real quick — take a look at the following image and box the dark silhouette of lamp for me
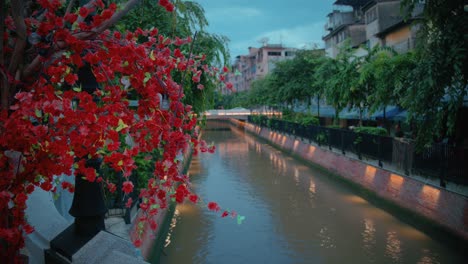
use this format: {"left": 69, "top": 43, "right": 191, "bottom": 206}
{"left": 45, "top": 64, "right": 107, "bottom": 262}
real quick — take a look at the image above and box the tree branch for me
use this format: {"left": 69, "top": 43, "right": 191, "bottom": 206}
{"left": 0, "top": 69, "right": 9, "bottom": 110}
{"left": 8, "top": 0, "right": 27, "bottom": 74}
{"left": 84, "top": 0, "right": 142, "bottom": 36}
{"left": 65, "top": 0, "right": 77, "bottom": 15}
{"left": 0, "top": 0, "right": 5, "bottom": 66}
{"left": 23, "top": 0, "right": 142, "bottom": 79}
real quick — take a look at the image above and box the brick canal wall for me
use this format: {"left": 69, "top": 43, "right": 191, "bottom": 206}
{"left": 231, "top": 119, "right": 468, "bottom": 241}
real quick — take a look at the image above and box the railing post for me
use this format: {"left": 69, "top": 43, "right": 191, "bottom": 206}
{"left": 357, "top": 134, "right": 362, "bottom": 160}
{"left": 341, "top": 130, "right": 345, "bottom": 155}
{"left": 439, "top": 144, "right": 447, "bottom": 188}
{"left": 378, "top": 136, "right": 383, "bottom": 167}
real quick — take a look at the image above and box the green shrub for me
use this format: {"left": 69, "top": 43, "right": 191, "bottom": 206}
{"left": 354, "top": 126, "right": 388, "bottom": 136}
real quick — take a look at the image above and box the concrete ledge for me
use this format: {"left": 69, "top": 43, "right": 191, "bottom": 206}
{"left": 232, "top": 119, "right": 468, "bottom": 242}
{"left": 25, "top": 188, "right": 70, "bottom": 264}
{"left": 73, "top": 231, "right": 147, "bottom": 264}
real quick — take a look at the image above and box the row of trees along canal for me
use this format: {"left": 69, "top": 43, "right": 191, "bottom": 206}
{"left": 0, "top": 0, "right": 231, "bottom": 262}
{"left": 219, "top": 0, "right": 467, "bottom": 149}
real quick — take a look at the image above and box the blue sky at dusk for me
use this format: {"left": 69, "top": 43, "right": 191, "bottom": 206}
{"left": 197, "top": 0, "right": 337, "bottom": 60}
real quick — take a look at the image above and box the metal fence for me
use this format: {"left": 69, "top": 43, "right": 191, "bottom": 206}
{"left": 103, "top": 168, "right": 140, "bottom": 224}
{"left": 248, "top": 116, "right": 468, "bottom": 187}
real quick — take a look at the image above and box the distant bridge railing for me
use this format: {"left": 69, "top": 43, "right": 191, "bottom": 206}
{"left": 203, "top": 109, "right": 281, "bottom": 120}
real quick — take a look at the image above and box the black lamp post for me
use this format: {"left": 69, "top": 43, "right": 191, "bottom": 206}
{"left": 45, "top": 64, "right": 107, "bottom": 263}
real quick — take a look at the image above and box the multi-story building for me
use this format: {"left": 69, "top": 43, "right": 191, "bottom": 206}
{"left": 224, "top": 44, "right": 297, "bottom": 94}
{"left": 362, "top": 0, "right": 423, "bottom": 53}
{"left": 323, "top": 0, "right": 369, "bottom": 58}
{"left": 323, "top": 0, "right": 424, "bottom": 57}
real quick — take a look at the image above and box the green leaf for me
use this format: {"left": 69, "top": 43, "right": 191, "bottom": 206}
{"left": 143, "top": 72, "right": 151, "bottom": 84}
{"left": 73, "top": 86, "right": 82, "bottom": 92}
{"left": 237, "top": 215, "right": 245, "bottom": 225}
{"left": 35, "top": 109, "right": 42, "bottom": 118}
{"left": 116, "top": 119, "right": 128, "bottom": 132}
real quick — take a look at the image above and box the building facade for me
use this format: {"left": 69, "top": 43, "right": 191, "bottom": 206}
{"left": 224, "top": 44, "right": 297, "bottom": 94}
{"left": 323, "top": 0, "right": 424, "bottom": 57}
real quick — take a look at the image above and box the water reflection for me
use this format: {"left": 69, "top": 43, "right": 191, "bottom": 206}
{"left": 385, "top": 231, "right": 402, "bottom": 263}
{"left": 160, "top": 124, "right": 465, "bottom": 264}
{"left": 362, "top": 218, "right": 376, "bottom": 261}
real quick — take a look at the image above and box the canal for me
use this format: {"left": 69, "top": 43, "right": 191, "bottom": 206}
{"left": 159, "top": 121, "right": 465, "bottom": 264}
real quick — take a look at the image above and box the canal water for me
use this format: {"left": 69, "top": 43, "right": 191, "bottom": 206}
{"left": 159, "top": 122, "right": 465, "bottom": 264}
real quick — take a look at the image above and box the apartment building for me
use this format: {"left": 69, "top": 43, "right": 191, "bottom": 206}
{"left": 324, "top": 0, "right": 424, "bottom": 57}
{"left": 323, "top": 0, "right": 368, "bottom": 58}
{"left": 224, "top": 44, "right": 297, "bottom": 94}
{"left": 362, "top": 0, "right": 423, "bottom": 53}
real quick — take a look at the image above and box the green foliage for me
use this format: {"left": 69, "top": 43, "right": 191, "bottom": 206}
{"left": 354, "top": 126, "right": 388, "bottom": 136}
{"left": 116, "top": 0, "right": 230, "bottom": 114}
{"left": 281, "top": 110, "right": 319, "bottom": 126}
{"left": 400, "top": 0, "right": 468, "bottom": 147}
{"left": 219, "top": 1, "right": 467, "bottom": 147}
{"left": 271, "top": 50, "right": 325, "bottom": 107}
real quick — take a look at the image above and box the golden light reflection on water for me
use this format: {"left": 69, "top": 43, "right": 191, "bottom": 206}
{"left": 164, "top": 209, "right": 180, "bottom": 248}
{"left": 385, "top": 231, "right": 402, "bottom": 262}
{"left": 294, "top": 167, "right": 299, "bottom": 185}
{"left": 309, "top": 178, "right": 316, "bottom": 194}
{"left": 362, "top": 218, "right": 376, "bottom": 252}
{"left": 417, "top": 249, "right": 439, "bottom": 264}
{"left": 344, "top": 195, "right": 368, "bottom": 205}
{"left": 176, "top": 203, "right": 198, "bottom": 215}
{"left": 318, "top": 227, "right": 336, "bottom": 249}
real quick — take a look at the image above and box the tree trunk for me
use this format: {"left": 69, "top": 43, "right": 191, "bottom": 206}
{"left": 317, "top": 95, "right": 320, "bottom": 119}
{"left": 359, "top": 107, "right": 363, "bottom": 127}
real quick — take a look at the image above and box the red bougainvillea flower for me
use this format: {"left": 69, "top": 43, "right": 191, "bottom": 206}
{"left": 189, "top": 194, "right": 198, "bottom": 203}
{"left": 107, "top": 183, "right": 117, "bottom": 193}
{"left": 79, "top": 6, "right": 90, "bottom": 18}
{"left": 221, "top": 211, "right": 229, "bottom": 218}
{"left": 122, "top": 181, "right": 134, "bottom": 194}
{"left": 133, "top": 239, "right": 142, "bottom": 247}
{"left": 207, "top": 202, "right": 220, "bottom": 212}
{"left": 149, "top": 219, "right": 158, "bottom": 231}
{"left": 23, "top": 224, "right": 35, "bottom": 234}
{"left": 125, "top": 198, "right": 133, "bottom": 208}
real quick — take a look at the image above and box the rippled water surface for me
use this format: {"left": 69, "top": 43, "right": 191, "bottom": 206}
{"left": 159, "top": 122, "right": 466, "bottom": 264}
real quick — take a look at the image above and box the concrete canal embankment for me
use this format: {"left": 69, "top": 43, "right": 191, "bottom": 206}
{"left": 230, "top": 118, "right": 468, "bottom": 243}
{"left": 128, "top": 148, "right": 193, "bottom": 261}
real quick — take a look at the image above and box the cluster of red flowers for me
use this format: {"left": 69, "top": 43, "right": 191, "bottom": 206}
{"left": 0, "top": 0, "right": 234, "bottom": 260}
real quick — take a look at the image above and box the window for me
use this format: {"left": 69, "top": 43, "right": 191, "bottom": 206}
{"left": 285, "top": 51, "right": 295, "bottom": 57}
{"left": 267, "top": 51, "right": 281, "bottom": 56}
{"left": 366, "top": 7, "right": 377, "bottom": 24}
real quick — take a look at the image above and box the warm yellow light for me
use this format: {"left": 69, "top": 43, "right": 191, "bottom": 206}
{"left": 281, "top": 135, "right": 287, "bottom": 145}
{"left": 389, "top": 174, "right": 404, "bottom": 191}
{"left": 420, "top": 185, "right": 441, "bottom": 209}
{"left": 364, "top": 165, "right": 376, "bottom": 183}
{"left": 308, "top": 146, "right": 316, "bottom": 157}
{"left": 345, "top": 195, "right": 367, "bottom": 204}
{"left": 293, "top": 140, "right": 299, "bottom": 151}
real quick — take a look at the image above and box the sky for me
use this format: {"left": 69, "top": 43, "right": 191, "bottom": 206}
{"left": 196, "top": 0, "right": 337, "bottom": 61}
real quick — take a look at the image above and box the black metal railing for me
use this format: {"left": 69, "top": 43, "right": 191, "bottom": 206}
{"left": 248, "top": 116, "right": 468, "bottom": 187}
{"left": 103, "top": 168, "right": 140, "bottom": 224}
